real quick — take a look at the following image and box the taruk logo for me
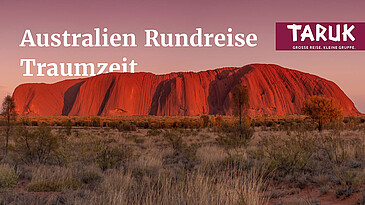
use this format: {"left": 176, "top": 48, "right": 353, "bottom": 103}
{"left": 276, "top": 22, "right": 365, "bottom": 50}
{"left": 287, "top": 24, "right": 354, "bottom": 42}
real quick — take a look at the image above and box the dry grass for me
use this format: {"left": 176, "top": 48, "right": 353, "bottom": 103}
{"left": 197, "top": 145, "right": 228, "bottom": 165}
{"left": 239, "top": 168, "right": 269, "bottom": 205}
{"left": 84, "top": 168, "right": 268, "bottom": 205}
{"left": 26, "top": 165, "right": 80, "bottom": 192}
{"left": 0, "top": 115, "right": 364, "bottom": 204}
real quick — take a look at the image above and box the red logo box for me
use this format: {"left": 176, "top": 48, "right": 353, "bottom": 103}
{"left": 276, "top": 22, "right": 365, "bottom": 50}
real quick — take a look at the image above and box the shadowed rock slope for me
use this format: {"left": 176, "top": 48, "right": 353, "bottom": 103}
{"left": 13, "top": 64, "right": 360, "bottom": 116}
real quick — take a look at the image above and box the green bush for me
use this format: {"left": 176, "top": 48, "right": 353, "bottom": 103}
{"left": 200, "top": 115, "right": 210, "bottom": 128}
{"left": 215, "top": 115, "right": 223, "bottom": 129}
{"left": 117, "top": 121, "right": 137, "bottom": 132}
{"left": 163, "top": 131, "right": 200, "bottom": 170}
{"left": 79, "top": 166, "right": 103, "bottom": 185}
{"left": 95, "top": 142, "right": 133, "bottom": 171}
{"left": 259, "top": 133, "right": 315, "bottom": 176}
{"left": 90, "top": 116, "right": 101, "bottom": 127}
{"left": 13, "top": 125, "right": 61, "bottom": 164}
{"left": 216, "top": 123, "right": 254, "bottom": 150}
{"left": 147, "top": 129, "right": 162, "bottom": 136}
{"left": 0, "top": 164, "right": 21, "bottom": 189}
{"left": 316, "top": 132, "right": 350, "bottom": 165}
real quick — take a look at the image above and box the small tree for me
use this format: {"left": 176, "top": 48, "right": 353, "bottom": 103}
{"left": 231, "top": 84, "right": 250, "bottom": 127}
{"left": 231, "top": 84, "right": 253, "bottom": 142}
{"left": 63, "top": 119, "right": 73, "bottom": 136}
{"left": 2, "top": 95, "right": 16, "bottom": 155}
{"left": 302, "top": 95, "right": 343, "bottom": 131}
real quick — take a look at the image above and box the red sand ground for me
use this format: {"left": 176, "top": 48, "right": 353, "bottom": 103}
{"left": 269, "top": 186, "right": 364, "bottom": 204}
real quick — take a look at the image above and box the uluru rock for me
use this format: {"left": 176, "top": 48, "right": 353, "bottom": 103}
{"left": 12, "top": 64, "right": 360, "bottom": 116}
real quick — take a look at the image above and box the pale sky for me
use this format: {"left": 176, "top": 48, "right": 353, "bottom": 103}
{"left": 0, "top": 0, "right": 364, "bottom": 113}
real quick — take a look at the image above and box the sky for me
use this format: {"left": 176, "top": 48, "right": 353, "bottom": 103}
{"left": 0, "top": 0, "right": 364, "bottom": 113}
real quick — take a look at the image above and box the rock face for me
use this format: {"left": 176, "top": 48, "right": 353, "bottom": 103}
{"left": 13, "top": 64, "right": 360, "bottom": 116}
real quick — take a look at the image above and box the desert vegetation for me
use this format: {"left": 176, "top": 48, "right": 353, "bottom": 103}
{"left": 0, "top": 95, "right": 365, "bottom": 204}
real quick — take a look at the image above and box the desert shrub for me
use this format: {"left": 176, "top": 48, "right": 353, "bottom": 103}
{"left": 164, "top": 143, "right": 201, "bottom": 170}
{"left": 75, "top": 120, "right": 88, "bottom": 127}
{"left": 216, "top": 133, "right": 246, "bottom": 150}
{"left": 133, "top": 137, "right": 145, "bottom": 144}
{"left": 360, "top": 117, "right": 365, "bottom": 124}
{"left": 163, "top": 131, "right": 183, "bottom": 151}
{"left": 252, "top": 115, "right": 264, "bottom": 127}
{"left": 95, "top": 142, "right": 133, "bottom": 171}
{"left": 334, "top": 168, "right": 365, "bottom": 200}
{"left": 200, "top": 115, "right": 210, "bottom": 128}
{"left": 316, "top": 132, "right": 351, "bottom": 165}
{"left": 342, "top": 116, "right": 365, "bottom": 130}
{"left": 147, "top": 129, "right": 162, "bottom": 136}
{"left": 236, "top": 122, "right": 254, "bottom": 142}
{"left": 331, "top": 164, "right": 365, "bottom": 197}
{"left": 217, "top": 122, "right": 254, "bottom": 151}
{"left": 264, "top": 120, "right": 274, "bottom": 127}
{"left": 0, "top": 164, "right": 21, "bottom": 189}
{"left": 31, "top": 121, "right": 38, "bottom": 126}
{"left": 215, "top": 122, "right": 254, "bottom": 169}
{"left": 181, "top": 143, "right": 200, "bottom": 162}
{"left": 253, "top": 120, "right": 263, "bottom": 127}
{"left": 220, "top": 120, "right": 234, "bottom": 132}
{"left": 214, "top": 115, "right": 223, "bottom": 129}
{"left": 79, "top": 165, "right": 103, "bottom": 185}
{"left": 108, "top": 121, "right": 118, "bottom": 129}
{"left": 12, "top": 125, "right": 62, "bottom": 164}
{"left": 335, "top": 187, "right": 358, "bottom": 199}
{"left": 160, "top": 121, "right": 166, "bottom": 129}
{"left": 136, "top": 121, "right": 150, "bottom": 129}
{"left": 300, "top": 118, "right": 316, "bottom": 131}
{"left": 258, "top": 132, "right": 315, "bottom": 176}
{"left": 163, "top": 131, "right": 201, "bottom": 170}
{"left": 90, "top": 116, "right": 101, "bottom": 127}
{"left": 314, "top": 131, "right": 365, "bottom": 171}
{"left": 69, "top": 135, "right": 111, "bottom": 166}
{"left": 319, "top": 184, "right": 330, "bottom": 195}
{"left": 117, "top": 121, "right": 136, "bottom": 132}
{"left": 180, "top": 118, "right": 190, "bottom": 129}
{"left": 149, "top": 122, "right": 162, "bottom": 129}
{"left": 20, "top": 118, "right": 31, "bottom": 126}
